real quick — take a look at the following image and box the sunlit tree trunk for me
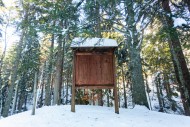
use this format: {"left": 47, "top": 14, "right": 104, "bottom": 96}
{"left": 45, "top": 34, "right": 54, "bottom": 106}
{"left": 53, "top": 20, "right": 64, "bottom": 105}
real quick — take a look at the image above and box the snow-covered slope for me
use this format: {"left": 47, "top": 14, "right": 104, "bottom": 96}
{"left": 0, "top": 105, "right": 190, "bottom": 127}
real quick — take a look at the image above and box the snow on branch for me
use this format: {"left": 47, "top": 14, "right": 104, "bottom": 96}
{"left": 173, "top": 18, "right": 187, "bottom": 27}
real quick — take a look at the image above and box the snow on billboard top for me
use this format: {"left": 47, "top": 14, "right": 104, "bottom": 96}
{"left": 71, "top": 37, "right": 118, "bottom": 48}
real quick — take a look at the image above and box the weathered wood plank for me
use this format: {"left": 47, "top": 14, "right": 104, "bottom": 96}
{"left": 75, "top": 51, "right": 114, "bottom": 85}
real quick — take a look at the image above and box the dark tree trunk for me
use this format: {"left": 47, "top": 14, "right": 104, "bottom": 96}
{"left": 163, "top": 74, "right": 172, "bottom": 99}
{"left": 163, "top": 74, "right": 177, "bottom": 111}
{"left": 18, "top": 87, "right": 26, "bottom": 112}
{"left": 106, "top": 90, "right": 110, "bottom": 107}
{"left": 122, "top": 65, "right": 127, "bottom": 108}
{"left": 156, "top": 74, "right": 164, "bottom": 112}
{"left": 65, "top": 71, "right": 69, "bottom": 105}
{"left": 162, "top": 0, "right": 190, "bottom": 116}
{"left": 92, "top": 90, "right": 95, "bottom": 105}
{"left": 39, "top": 75, "right": 44, "bottom": 108}
{"left": 169, "top": 42, "right": 190, "bottom": 115}
{"left": 98, "top": 90, "right": 103, "bottom": 106}
{"left": 17, "top": 75, "right": 28, "bottom": 113}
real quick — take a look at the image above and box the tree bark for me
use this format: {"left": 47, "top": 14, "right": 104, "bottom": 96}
{"left": 11, "top": 80, "right": 19, "bottom": 115}
{"left": 144, "top": 72, "right": 152, "bottom": 110}
{"left": 155, "top": 74, "right": 164, "bottom": 112}
{"left": 53, "top": 22, "right": 64, "bottom": 105}
{"left": 122, "top": 65, "right": 127, "bottom": 108}
{"left": 17, "top": 76, "right": 27, "bottom": 112}
{"left": 162, "top": 0, "right": 190, "bottom": 115}
{"left": 65, "top": 72, "right": 69, "bottom": 105}
{"left": 98, "top": 90, "right": 103, "bottom": 106}
{"left": 39, "top": 69, "right": 45, "bottom": 108}
{"left": 124, "top": 1, "right": 149, "bottom": 108}
{"left": 106, "top": 90, "right": 110, "bottom": 107}
{"left": 45, "top": 34, "right": 54, "bottom": 106}
{"left": 129, "top": 48, "right": 149, "bottom": 108}
{"left": 169, "top": 40, "right": 190, "bottom": 115}
{"left": 31, "top": 72, "right": 38, "bottom": 115}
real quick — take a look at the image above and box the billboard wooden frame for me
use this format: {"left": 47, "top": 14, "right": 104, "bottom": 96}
{"left": 70, "top": 38, "right": 119, "bottom": 114}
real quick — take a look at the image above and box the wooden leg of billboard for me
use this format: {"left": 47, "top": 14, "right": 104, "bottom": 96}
{"left": 71, "top": 51, "right": 76, "bottom": 112}
{"left": 71, "top": 84, "right": 76, "bottom": 112}
{"left": 114, "top": 86, "right": 119, "bottom": 114}
{"left": 113, "top": 53, "right": 119, "bottom": 114}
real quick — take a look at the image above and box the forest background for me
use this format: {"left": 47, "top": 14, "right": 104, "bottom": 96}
{"left": 0, "top": 0, "right": 189, "bottom": 118}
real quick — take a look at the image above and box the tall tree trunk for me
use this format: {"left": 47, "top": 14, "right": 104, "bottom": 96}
{"left": 164, "top": 74, "right": 177, "bottom": 111}
{"left": 37, "top": 64, "right": 45, "bottom": 108}
{"left": 162, "top": 0, "right": 190, "bottom": 116}
{"left": 169, "top": 40, "right": 190, "bottom": 115}
{"left": 144, "top": 72, "right": 152, "bottom": 110}
{"left": 65, "top": 73, "right": 69, "bottom": 105}
{"left": 155, "top": 74, "right": 164, "bottom": 112}
{"left": 31, "top": 72, "right": 38, "bottom": 115}
{"left": 11, "top": 80, "right": 19, "bottom": 115}
{"left": 129, "top": 47, "right": 149, "bottom": 108}
{"left": 92, "top": 90, "right": 95, "bottom": 105}
{"left": 124, "top": 1, "right": 149, "bottom": 108}
{"left": 45, "top": 33, "right": 54, "bottom": 106}
{"left": 98, "top": 90, "right": 103, "bottom": 106}
{"left": 17, "top": 76, "right": 27, "bottom": 112}
{"left": 122, "top": 65, "right": 127, "bottom": 108}
{"left": 53, "top": 22, "right": 64, "bottom": 105}
{"left": 65, "top": 68, "right": 71, "bottom": 104}
{"left": 39, "top": 68, "right": 45, "bottom": 108}
{"left": 106, "top": 90, "right": 110, "bottom": 107}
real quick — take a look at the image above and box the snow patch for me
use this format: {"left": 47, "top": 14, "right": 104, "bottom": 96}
{"left": 173, "top": 18, "right": 187, "bottom": 27}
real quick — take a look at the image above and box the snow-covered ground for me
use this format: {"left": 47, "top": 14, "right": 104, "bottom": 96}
{"left": 0, "top": 105, "right": 190, "bottom": 127}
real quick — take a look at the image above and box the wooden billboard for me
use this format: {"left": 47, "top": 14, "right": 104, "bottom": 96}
{"left": 70, "top": 38, "right": 119, "bottom": 114}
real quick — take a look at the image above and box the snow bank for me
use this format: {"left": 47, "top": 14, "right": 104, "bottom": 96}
{"left": 0, "top": 105, "right": 190, "bottom": 127}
